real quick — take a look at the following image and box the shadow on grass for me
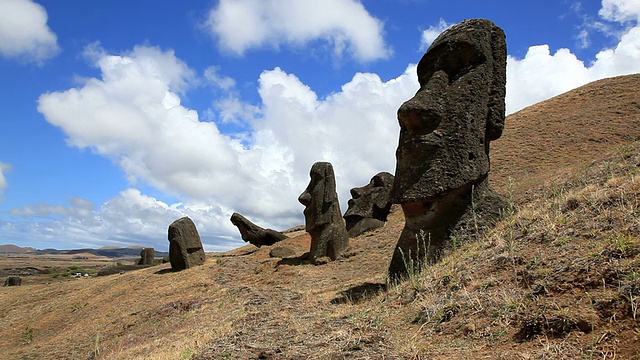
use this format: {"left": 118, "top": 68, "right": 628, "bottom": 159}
{"left": 331, "top": 282, "right": 388, "bottom": 304}
{"left": 154, "top": 268, "right": 175, "bottom": 275}
{"left": 276, "top": 252, "right": 311, "bottom": 266}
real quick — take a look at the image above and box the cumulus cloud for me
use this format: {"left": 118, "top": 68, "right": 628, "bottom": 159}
{"left": 6, "top": 189, "right": 240, "bottom": 250}
{"left": 599, "top": 0, "right": 640, "bottom": 22}
{"left": 0, "top": 0, "right": 59, "bottom": 63}
{"left": 205, "top": 0, "right": 390, "bottom": 62}
{"left": 9, "top": 196, "right": 94, "bottom": 218}
{"left": 0, "top": 162, "right": 10, "bottom": 199}
{"left": 419, "top": 19, "right": 454, "bottom": 51}
{"left": 36, "top": 44, "right": 417, "bottom": 250}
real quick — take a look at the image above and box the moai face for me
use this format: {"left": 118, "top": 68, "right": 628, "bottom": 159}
{"left": 344, "top": 172, "right": 394, "bottom": 222}
{"left": 391, "top": 19, "right": 506, "bottom": 203}
{"left": 298, "top": 162, "right": 337, "bottom": 231}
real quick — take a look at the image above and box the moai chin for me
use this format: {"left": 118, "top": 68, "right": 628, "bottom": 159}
{"left": 298, "top": 162, "right": 349, "bottom": 264}
{"left": 389, "top": 19, "right": 510, "bottom": 280}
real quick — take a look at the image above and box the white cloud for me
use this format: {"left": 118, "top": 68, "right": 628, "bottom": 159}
{"left": 420, "top": 19, "right": 454, "bottom": 51}
{"left": 0, "top": 162, "right": 10, "bottom": 200}
{"left": 204, "top": 65, "right": 236, "bottom": 90}
{"left": 599, "top": 0, "right": 640, "bottom": 22}
{"left": 506, "top": 46, "right": 590, "bottom": 114}
{"left": 38, "top": 45, "right": 242, "bottom": 202}
{"left": 205, "top": 0, "right": 390, "bottom": 62}
{"left": 6, "top": 189, "right": 241, "bottom": 251}
{"left": 0, "top": 0, "right": 59, "bottom": 64}
{"left": 9, "top": 196, "right": 94, "bottom": 218}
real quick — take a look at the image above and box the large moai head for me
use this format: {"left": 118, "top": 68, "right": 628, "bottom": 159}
{"left": 391, "top": 18, "right": 506, "bottom": 203}
{"left": 388, "top": 19, "right": 508, "bottom": 280}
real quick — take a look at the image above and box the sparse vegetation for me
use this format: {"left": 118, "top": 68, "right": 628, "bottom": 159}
{"left": 48, "top": 265, "right": 96, "bottom": 278}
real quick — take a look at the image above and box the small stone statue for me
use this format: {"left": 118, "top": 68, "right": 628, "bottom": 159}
{"left": 298, "top": 162, "right": 349, "bottom": 264}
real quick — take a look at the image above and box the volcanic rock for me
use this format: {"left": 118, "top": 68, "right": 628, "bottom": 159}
{"left": 168, "top": 217, "right": 206, "bottom": 271}
{"left": 230, "top": 212, "right": 287, "bottom": 247}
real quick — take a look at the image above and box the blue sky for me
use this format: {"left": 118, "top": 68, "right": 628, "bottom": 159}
{"left": 1, "top": 0, "right": 639, "bottom": 251}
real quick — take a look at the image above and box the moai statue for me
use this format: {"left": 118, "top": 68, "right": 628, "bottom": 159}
{"left": 298, "top": 162, "right": 349, "bottom": 264}
{"left": 230, "top": 212, "right": 288, "bottom": 247}
{"left": 389, "top": 19, "right": 510, "bottom": 279}
{"left": 343, "top": 172, "right": 395, "bottom": 238}
{"left": 138, "top": 247, "right": 155, "bottom": 265}
{"left": 168, "top": 217, "right": 206, "bottom": 271}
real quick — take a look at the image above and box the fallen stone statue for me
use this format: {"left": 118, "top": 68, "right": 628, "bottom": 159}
{"left": 230, "top": 212, "right": 288, "bottom": 247}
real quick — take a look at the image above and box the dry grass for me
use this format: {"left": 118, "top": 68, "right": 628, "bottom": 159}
{"left": 1, "top": 73, "right": 639, "bottom": 359}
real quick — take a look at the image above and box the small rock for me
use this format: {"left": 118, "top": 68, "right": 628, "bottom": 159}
{"left": 4, "top": 276, "right": 22, "bottom": 286}
{"left": 269, "top": 247, "right": 296, "bottom": 259}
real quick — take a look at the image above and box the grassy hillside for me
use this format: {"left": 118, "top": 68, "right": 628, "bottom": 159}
{"left": 0, "top": 74, "right": 639, "bottom": 359}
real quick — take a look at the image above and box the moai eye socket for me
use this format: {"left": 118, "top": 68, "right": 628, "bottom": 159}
{"left": 418, "top": 41, "right": 486, "bottom": 85}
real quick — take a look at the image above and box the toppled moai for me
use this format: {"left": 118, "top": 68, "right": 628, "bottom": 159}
{"left": 389, "top": 19, "right": 510, "bottom": 280}
{"left": 344, "top": 172, "right": 394, "bottom": 238}
{"left": 298, "top": 162, "right": 349, "bottom": 264}
{"left": 168, "top": 217, "right": 206, "bottom": 271}
{"left": 230, "top": 212, "right": 287, "bottom": 247}
{"left": 138, "top": 247, "right": 155, "bottom": 265}
{"left": 4, "top": 276, "right": 22, "bottom": 286}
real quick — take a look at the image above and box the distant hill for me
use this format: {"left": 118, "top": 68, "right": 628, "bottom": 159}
{"left": 491, "top": 73, "right": 640, "bottom": 197}
{"left": 29, "top": 247, "right": 168, "bottom": 258}
{"left": 0, "top": 244, "right": 36, "bottom": 254}
{"left": 0, "top": 244, "right": 168, "bottom": 259}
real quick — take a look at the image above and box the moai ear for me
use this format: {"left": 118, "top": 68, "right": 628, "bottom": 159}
{"left": 323, "top": 164, "right": 336, "bottom": 206}
{"left": 486, "top": 25, "right": 507, "bottom": 143}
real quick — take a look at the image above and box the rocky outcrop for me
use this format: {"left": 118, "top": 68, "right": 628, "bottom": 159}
{"left": 4, "top": 276, "right": 21, "bottom": 286}
{"left": 168, "top": 217, "right": 206, "bottom": 271}
{"left": 269, "top": 247, "right": 296, "bottom": 259}
{"left": 298, "top": 162, "right": 349, "bottom": 264}
{"left": 344, "top": 172, "right": 394, "bottom": 237}
{"left": 230, "top": 212, "right": 287, "bottom": 247}
{"left": 389, "top": 19, "right": 510, "bottom": 280}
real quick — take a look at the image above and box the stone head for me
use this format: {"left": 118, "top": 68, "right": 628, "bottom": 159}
{"left": 298, "top": 162, "right": 338, "bottom": 230}
{"left": 344, "top": 172, "right": 394, "bottom": 221}
{"left": 391, "top": 19, "right": 506, "bottom": 203}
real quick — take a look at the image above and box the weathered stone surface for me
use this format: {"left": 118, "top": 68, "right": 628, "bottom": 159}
{"left": 298, "top": 162, "right": 349, "bottom": 264}
{"left": 344, "top": 172, "right": 394, "bottom": 237}
{"left": 230, "top": 212, "right": 288, "bottom": 247}
{"left": 4, "top": 276, "right": 22, "bottom": 286}
{"left": 389, "top": 19, "right": 510, "bottom": 280}
{"left": 138, "top": 247, "right": 155, "bottom": 265}
{"left": 269, "top": 246, "right": 296, "bottom": 259}
{"left": 168, "top": 217, "right": 206, "bottom": 271}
